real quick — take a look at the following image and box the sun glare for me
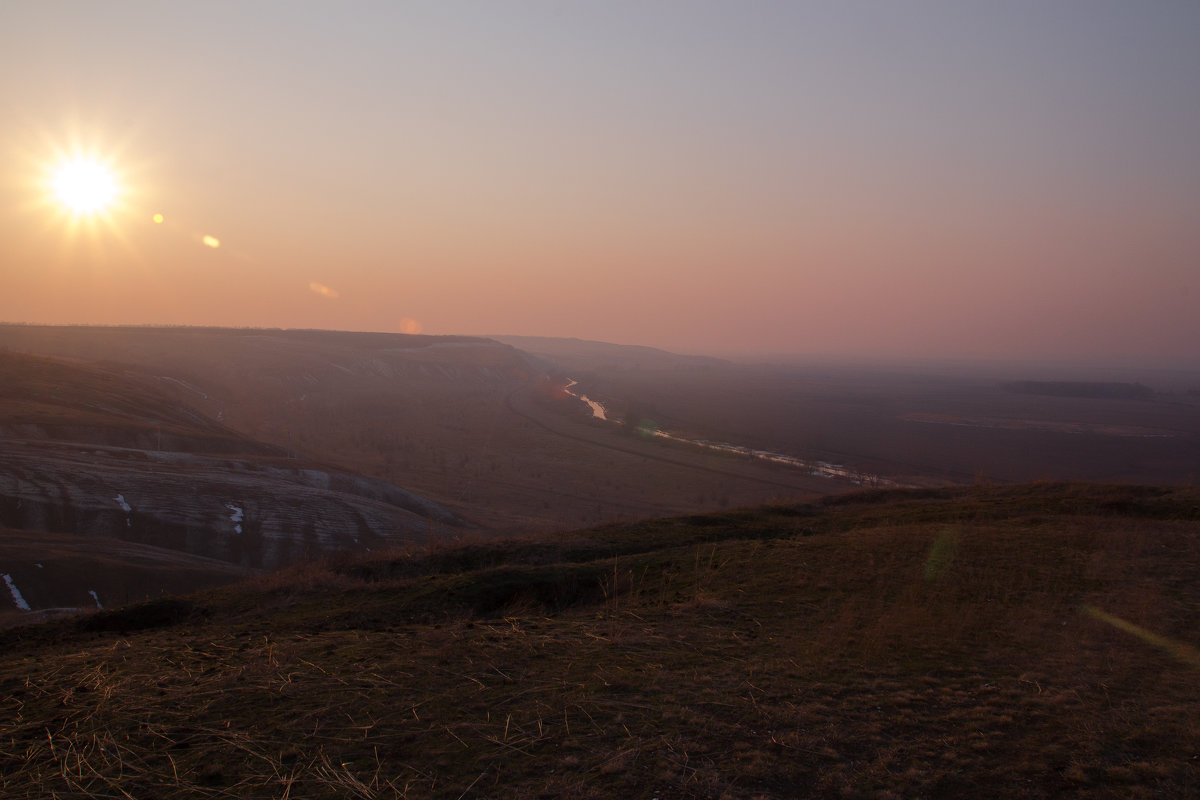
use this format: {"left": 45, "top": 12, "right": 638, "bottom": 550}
{"left": 51, "top": 158, "right": 119, "bottom": 214}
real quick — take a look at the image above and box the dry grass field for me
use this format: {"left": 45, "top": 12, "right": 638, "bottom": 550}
{"left": 2, "top": 482, "right": 1198, "bottom": 798}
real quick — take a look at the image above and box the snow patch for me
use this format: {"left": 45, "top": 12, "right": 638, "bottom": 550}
{"left": 226, "top": 503, "right": 244, "bottom": 534}
{"left": 2, "top": 574, "right": 31, "bottom": 611}
{"left": 88, "top": 590, "right": 103, "bottom": 610}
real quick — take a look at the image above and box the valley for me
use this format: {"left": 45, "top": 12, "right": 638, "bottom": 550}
{"left": 1, "top": 326, "right": 1198, "bottom": 797}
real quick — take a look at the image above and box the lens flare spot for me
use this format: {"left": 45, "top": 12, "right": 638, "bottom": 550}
{"left": 923, "top": 528, "right": 959, "bottom": 581}
{"left": 634, "top": 418, "right": 660, "bottom": 438}
{"left": 398, "top": 317, "right": 423, "bottom": 335}
{"left": 309, "top": 281, "right": 340, "bottom": 299}
{"left": 1082, "top": 605, "right": 1200, "bottom": 669}
{"left": 153, "top": 213, "right": 164, "bottom": 224}
{"left": 202, "top": 235, "right": 220, "bottom": 248}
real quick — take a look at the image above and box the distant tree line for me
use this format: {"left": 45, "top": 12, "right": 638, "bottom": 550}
{"left": 1002, "top": 381, "right": 1154, "bottom": 400}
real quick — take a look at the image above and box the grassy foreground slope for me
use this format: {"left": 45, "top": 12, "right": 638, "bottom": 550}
{"left": 2, "top": 483, "right": 1199, "bottom": 799}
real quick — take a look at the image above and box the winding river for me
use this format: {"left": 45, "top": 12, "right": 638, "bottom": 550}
{"left": 562, "top": 379, "right": 895, "bottom": 487}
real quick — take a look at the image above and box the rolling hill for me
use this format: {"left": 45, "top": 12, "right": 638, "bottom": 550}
{"left": 0, "top": 325, "right": 869, "bottom": 533}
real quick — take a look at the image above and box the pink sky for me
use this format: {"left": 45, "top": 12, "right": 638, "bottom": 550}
{"left": 2, "top": 2, "right": 1198, "bottom": 367}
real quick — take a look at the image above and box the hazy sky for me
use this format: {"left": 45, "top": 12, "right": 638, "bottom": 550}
{"left": 2, "top": 2, "right": 1198, "bottom": 365}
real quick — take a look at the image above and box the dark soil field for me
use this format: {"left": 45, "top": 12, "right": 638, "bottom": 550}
{"left": 2, "top": 483, "right": 1198, "bottom": 798}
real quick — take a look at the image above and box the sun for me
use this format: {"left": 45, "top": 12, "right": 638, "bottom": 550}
{"left": 18, "top": 129, "right": 145, "bottom": 251}
{"left": 50, "top": 157, "right": 119, "bottom": 215}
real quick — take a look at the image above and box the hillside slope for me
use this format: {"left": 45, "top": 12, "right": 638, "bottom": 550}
{"left": 0, "top": 527, "right": 247, "bottom": 627}
{"left": 2, "top": 483, "right": 1198, "bottom": 798}
{"left": 0, "top": 348, "right": 279, "bottom": 455}
{"left": 0, "top": 350, "right": 466, "bottom": 582}
{"left": 0, "top": 326, "right": 868, "bottom": 531}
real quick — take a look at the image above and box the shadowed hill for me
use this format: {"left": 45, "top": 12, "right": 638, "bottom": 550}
{"left": 0, "top": 526, "right": 247, "bottom": 627}
{"left": 2, "top": 482, "right": 1198, "bottom": 798}
{"left": 0, "top": 349, "right": 467, "bottom": 576}
{"left": 0, "top": 349, "right": 281, "bottom": 455}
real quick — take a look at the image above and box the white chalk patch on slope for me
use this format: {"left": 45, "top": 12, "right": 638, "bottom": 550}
{"left": 2, "top": 574, "right": 31, "bottom": 611}
{"left": 116, "top": 493, "right": 133, "bottom": 527}
{"left": 226, "top": 504, "right": 244, "bottom": 534}
{"left": 158, "top": 376, "right": 209, "bottom": 399}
